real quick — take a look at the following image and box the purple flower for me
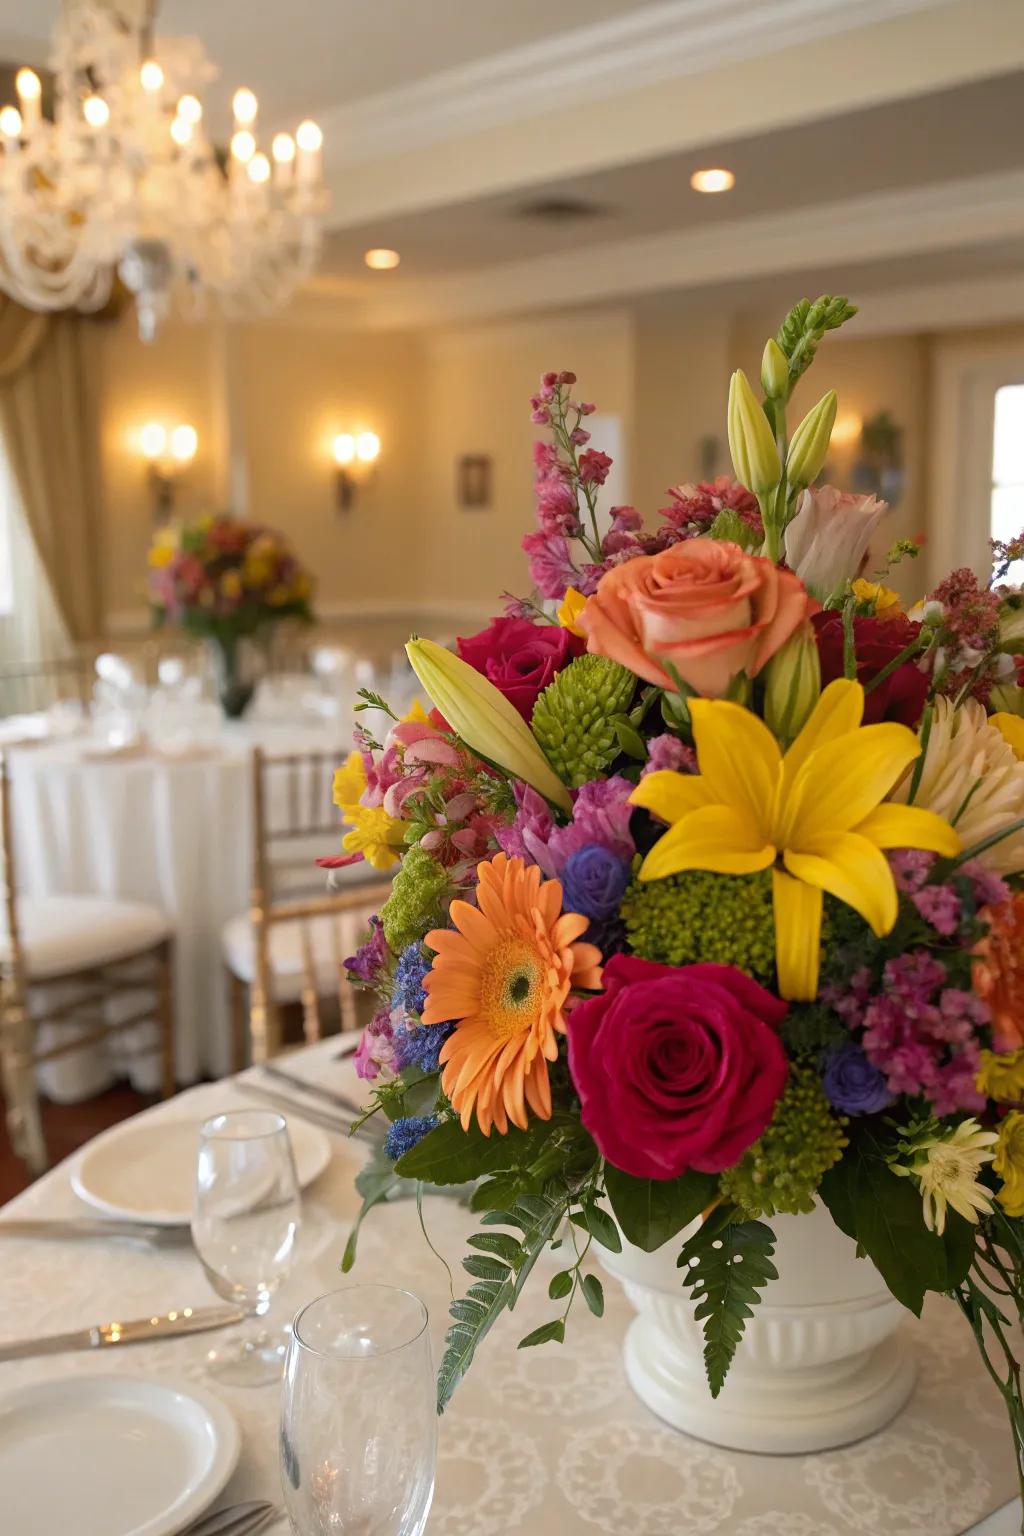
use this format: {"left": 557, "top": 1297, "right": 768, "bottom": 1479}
{"left": 549, "top": 776, "right": 636, "bottom": 868}
{"left": 344, "top": 917, "right": 390, "bottom": 985}
{"left": 393, "top": 1020, "right": 453, "bottom": 1075}
{"left": 911, "top": 883, "right": 961, "bottom": 936}
{"left": 495, "top": 783, "right": 558, "bottom": 875}
{"left": 642, "top": 733, "right": 698, "bottom": 778}
{"left": 384, "top": 1115, "right": 438, "bottom": 1162}
{"left": 821, "top": 1043, "right": 892, "bottom": 1115}
{"left": 561, "top": 844, "right": 631, "bottom": 924}
{"left": 354, "top": 1008, "right": 398, "bottom": 1081}
{"left": 391, "top": 943, "right": 430, "bottom": 1015}
{"left": 521, "top": 531, "right": 578, "bottom": 601}
{"left": 963, "top": 859, "right": 1011, "bottom": 910}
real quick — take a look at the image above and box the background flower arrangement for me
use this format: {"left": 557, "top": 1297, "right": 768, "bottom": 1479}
{"left": 330, "top": 295, "right": 1024, "bottom": 1499}
{"left": 148, "top": 512, "right": 314, "bottom": 715}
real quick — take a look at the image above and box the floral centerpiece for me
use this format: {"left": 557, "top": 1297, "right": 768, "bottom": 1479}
{"left": 148, "top": 512, "right": 314, "bottom": 717}
{"left": 331, "top": 297, "right": 1024, "bottom": 1492}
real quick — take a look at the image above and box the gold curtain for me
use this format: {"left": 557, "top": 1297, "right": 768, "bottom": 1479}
{"left": 0, "top": 298, "right": 102, "bottom": 641}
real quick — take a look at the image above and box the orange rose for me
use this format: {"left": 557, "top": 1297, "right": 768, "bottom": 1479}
{"left": 580, "top": 540, "right": 815, "bottom": 697}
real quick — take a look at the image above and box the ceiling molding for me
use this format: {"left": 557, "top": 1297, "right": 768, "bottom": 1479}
{"left": 318, "top": 0, "right": 953, "bottom": 167}
{"left": 829, "top": 274, "right": 1024, "bottom": 338}
{"left": 337, "top": 169, "right": 1024, "bottom": 331}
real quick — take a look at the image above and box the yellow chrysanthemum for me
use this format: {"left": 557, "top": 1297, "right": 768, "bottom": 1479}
{"left": 631, "top": 678, "right": 960, "bottom": 1000}
{"left": 995, "top": 1112, "right": 1024, "bottom": 1217}
{"left": 340, "top": 805, "right": 406, "bottom": 870}
{"left": 977, "top": 1048, "right": 1024, "bottom": 1104}
{"left": 891, "top": 697, "right": 1024, "bottom": 875}
{"left": 851, "top": 578, "right": 901, "bottom": 615}
{"left": 421, "top": 853, "right": 602, "bottom": 1136}
{"left": 557, "top": 586, "right": 587, "bottom": 638}
{"left": 892, "top": 1118, "right": 998, "bottom": 1234}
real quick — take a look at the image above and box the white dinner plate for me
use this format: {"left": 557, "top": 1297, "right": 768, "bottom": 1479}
{"left": 72, "top": 1111, "right": 332, "bottom": 1226}
{"left": 0, "top": 1374, "right": 240, "bottom": 1536}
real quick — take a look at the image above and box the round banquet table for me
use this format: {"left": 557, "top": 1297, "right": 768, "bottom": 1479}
{"left": 0, "top": 1037, "right": 1019, "bottom": 1536}
{"left": 6, "top": 721, "right": 353, "bottom": 1096}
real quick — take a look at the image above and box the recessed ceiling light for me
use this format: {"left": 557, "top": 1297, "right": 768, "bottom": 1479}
{"left": 690, "top": 168, "right": 735, "bottom": 194}
{"left": 364, "top": 247, "right": 400, "bottom": 271}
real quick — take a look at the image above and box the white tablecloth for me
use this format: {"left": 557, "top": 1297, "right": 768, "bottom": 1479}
{"left": 0, "top": 1038, "right": 1020, "bottom": 1535}
{"left": 7, "top": 722, "right": 353, "bottom": 1094}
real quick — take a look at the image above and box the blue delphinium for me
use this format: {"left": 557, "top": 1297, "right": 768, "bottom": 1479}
{"left": 393, "top": 1020, "right": 454, "bottom": 1075}
{"left": 392, "top": 943, "right": 430, "bottom": 1015}
{"left": 384, "top": 1114, "right": 438, "bottom": 1162}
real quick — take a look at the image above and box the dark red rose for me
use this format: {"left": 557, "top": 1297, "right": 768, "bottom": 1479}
{"left": 567, "top": 955, "right": 788, "bottom": 1180}
{"left": 457, "top": 617, "right": 582, "bottom": 721}
{"left": 813, "top": 611, "right": 928, "bottom": 726}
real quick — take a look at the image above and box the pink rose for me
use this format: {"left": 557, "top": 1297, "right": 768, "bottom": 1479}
{"left": 457, "top": 616, "right": 582, "bottom": 720}
{"left": 568, "top": 955, "right": 788, "bottom": 1179}
{"left": 580, "top": 539, "right": 815, "bottom": 696}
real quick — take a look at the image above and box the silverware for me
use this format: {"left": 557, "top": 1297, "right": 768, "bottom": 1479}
{"left": 261, "top": 1061, "right": 365, "bottom": 1119}
{"left": 234, "top": 1078, "right": 382, "bottom": 1144}
{"left": 0, "top": 1303, "right": 245, "bottom": 1362}
{"left": 0, "top": 1217, "right": 191, "bottom": 1247}
{"left": 183, "top": 1500, "right": 282, "bottom": 1536}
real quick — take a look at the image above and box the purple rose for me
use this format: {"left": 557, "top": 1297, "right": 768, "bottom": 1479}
{"left": 457, "top": 616, "right": 582, "bottom": 721}
{"left": 821, "top": 1042, "right": 892, "bottom": 1115}
{"left": 561, "top": 844, "right": 630, "bottom": 924}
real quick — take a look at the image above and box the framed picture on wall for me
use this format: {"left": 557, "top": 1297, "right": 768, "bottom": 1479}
{"left": 458, "top": 454, "right": 492, "bottom": 508}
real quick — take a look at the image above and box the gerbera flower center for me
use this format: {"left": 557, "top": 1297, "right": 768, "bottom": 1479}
{"left": 480, "top": 937, "right": 544, "bottom": 1041}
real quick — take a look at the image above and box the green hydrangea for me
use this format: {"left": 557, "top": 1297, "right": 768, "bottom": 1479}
{"left": 531, "top": 655, "right": 636, "bottom": 787}
{"left": 721, "top": 1059, "right": 848, "bottom": 1219}
{"left": 380, "top": 844, "right": 450, "bottom": 953}
{"left": 620, "top": 868, "right": 777, "bottom": 983}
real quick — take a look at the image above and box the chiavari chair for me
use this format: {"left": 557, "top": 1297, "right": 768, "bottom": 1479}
{"left": 0, "top": 751, "right": 176, "bottom": 1176}
{"left": 221, "top": 747, "right": 393, "bottom": 1067}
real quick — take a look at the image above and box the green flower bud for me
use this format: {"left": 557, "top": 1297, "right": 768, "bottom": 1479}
{"left": 990, "top": 682, "right": 1024, "bottom": 718}
{"left": 786, "top": 389, "right": 837, "bottom": 491}
{"left": 763, "top": 622, "right": 821, "bottom": 745}
{"left": 727, "top": 368, "right": 781, "bottom": 495}
{"left": 998, "top": 595, "right": 1024, "bottom": 651}
{"left": 531, "top": 655, "right": 636, "bottom": 787}
{"left": 760, "top": 338, "right": 790, "bottom": 401}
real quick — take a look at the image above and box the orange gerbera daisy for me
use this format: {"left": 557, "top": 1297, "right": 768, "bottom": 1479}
{"left": 975, "top": 891, "right": 1024, "bottom": 1052}
{"left": 421, "top": 852, "right": 602, "bottom": 1136}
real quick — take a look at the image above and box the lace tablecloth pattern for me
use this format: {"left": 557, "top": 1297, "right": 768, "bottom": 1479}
{"left": 0, "top": 1039, "right": 1019, "bottom": 1536}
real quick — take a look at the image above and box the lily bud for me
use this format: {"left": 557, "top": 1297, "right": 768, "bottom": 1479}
{"left": 406, "top": 637, "right": 572, "bottom": 812}
{"left": 760, "top": 338, "right": 789, "bottom": 401}
{"left": 786, "top": 390, "right": 837, "bottom": 491}
{"left": 727, "top": 368, "right": 782, "bottom": 495}
{"left": 763, "top": 622, "right": 821, "bottom": 745}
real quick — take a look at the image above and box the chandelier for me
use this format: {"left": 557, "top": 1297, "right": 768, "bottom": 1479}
{"left": 0, "top": 1, "right": 326, "bottom": 340}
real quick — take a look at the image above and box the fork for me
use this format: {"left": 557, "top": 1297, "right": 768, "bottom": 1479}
{"left": 182, "top": 1500, "right": 282, "bottom": 1536}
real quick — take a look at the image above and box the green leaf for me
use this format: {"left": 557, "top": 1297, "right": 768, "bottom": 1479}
{"left": 518, "top": 1319, "right": 566, "bottom": 1349}
{"left": 341, "top": 1150, "right": 397, "bottom": 1273}
{"left": 395, "top": 1113, "right": 575, "bottom": 1186}
{"left": 470, "top": 1173, "right": 539, "bottom": 1212}
{"left": 678, "top": 1216, "right": 778, "bottom": 1397}
{"left": 461, "top": 1254, "right": 511, "bottom": 1282}
{"left": 604, "top": 1164, "right": 717, "bottom": 1253}
{"left": 613, "top": 716, "right": 647, "bottom": 759}
{"left": 570, "top": 1203, "right": 622, "bottom": 1253}
{"left": 466, "top": 1232, "right": 521, "bottom": 1264}
{"left": 581, "top": 1273, "right": 605, "bottom": 1318}
{"left": 548, "top": 1270, "right": 574, "bottom": 1300}
{"left": 819, "top": 1132, "right": 973, "bottom": 1315}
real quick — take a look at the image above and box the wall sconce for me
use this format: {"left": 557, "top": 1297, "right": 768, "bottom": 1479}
{"left": 140, "top": 421, "right": 198, "bottom": 521}
{"left": 333, "top": 430, "right": 380, "bottom": 511}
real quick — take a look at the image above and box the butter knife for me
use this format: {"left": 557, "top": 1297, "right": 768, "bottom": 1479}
{"left": 0, "top": 1303, "right": 245, "bottom": 1362}
{"left": 0, "top": 1218, "right": 190, "bottom": 1247}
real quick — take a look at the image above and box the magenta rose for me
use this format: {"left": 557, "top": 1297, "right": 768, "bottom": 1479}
{"left": 457, "top": 616, "right": 582, "bottom": 721}
{"left": 567, "top": 955, "right": 788, "bottom": 1179}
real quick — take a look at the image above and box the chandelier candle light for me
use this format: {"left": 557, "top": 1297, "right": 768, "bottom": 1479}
{"left": 0, "top": 1, "right": 326, "bottom": 340}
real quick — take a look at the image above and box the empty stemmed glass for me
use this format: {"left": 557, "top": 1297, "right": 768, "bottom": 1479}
{"left": 280, "top": 1286, "right": 436, "bottom": 1534}
{"left": 192, "top": 1110, "right": 301, "bottom": 1386}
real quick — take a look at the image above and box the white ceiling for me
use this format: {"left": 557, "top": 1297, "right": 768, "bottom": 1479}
{"left": 0, "top": 0, "right": 639, "bottom": 133}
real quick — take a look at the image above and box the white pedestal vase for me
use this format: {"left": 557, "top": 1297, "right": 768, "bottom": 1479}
{"left": 596, "top": 1201, "right": 916, "bottom": 1454}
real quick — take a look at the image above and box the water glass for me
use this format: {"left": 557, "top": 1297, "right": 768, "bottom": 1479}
{"left": 280, "top": 1287, "right": 436, "bottom": 1535}
{"left": 192, "top": 1110, "right": 301, "bottom": 1386}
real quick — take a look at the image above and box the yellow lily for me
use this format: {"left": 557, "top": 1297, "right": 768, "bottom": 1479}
{"left": 630, "top": 678, "right": 960, "bottom": 1000}
{"left": 557, "top": 586, "right": 587, "bottom": 638}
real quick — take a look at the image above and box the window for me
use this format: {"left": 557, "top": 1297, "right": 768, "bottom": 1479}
{"left": 992, "top": 383, "right": 1024, "bottom": 584}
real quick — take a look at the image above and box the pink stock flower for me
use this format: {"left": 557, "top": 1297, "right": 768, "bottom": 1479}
{"left": 578, "top": 449, "right": 613, "bottom": 485}
{"left": 521, "top": 531, "right": 579, "bottom": 600}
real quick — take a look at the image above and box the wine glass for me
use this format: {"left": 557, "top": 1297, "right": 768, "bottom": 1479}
{"left": 192, "top": 1110, "right": 301, "bottom": 1386}
{"left": 280, "top": 1287, "right": 437, "bottom": 1535}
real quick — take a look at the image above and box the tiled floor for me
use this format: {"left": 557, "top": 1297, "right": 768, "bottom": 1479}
{"left": 0, "top": 1085, "right": 161, "bottom": 1205}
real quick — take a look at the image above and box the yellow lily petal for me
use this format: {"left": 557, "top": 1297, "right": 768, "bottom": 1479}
{"left": 689, "top": 697, "right": 780, "bottom": 825}
{"left": 629, "top": 770, "right": 713, "bottom": 824}
{"left": 992, "top": 713, "right": 1024, "bottom": 761}
{"left": 639, "top": 804, "right": 775, "bottom": 882}
{"left": 784, "top": 833, "right": 898, "bottom": 937}
{"left": 772, "top": 869, "right": 823, "bottom": 1001}
{"left": 787, "top": 722, "right": 921, "bottom": 843}
{"left": 854, "top": 803, "right": 960, "bottom": 856}
{"left": 780, "top": 678, "right": 865, "bottom": 797}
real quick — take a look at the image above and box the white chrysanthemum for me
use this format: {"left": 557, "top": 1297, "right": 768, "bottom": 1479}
{"left": 891, "top": 696, "right": 1024, "bottom": 874}
{"left": 892, "top": 1119, "right": 998, "bottom": 1235}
